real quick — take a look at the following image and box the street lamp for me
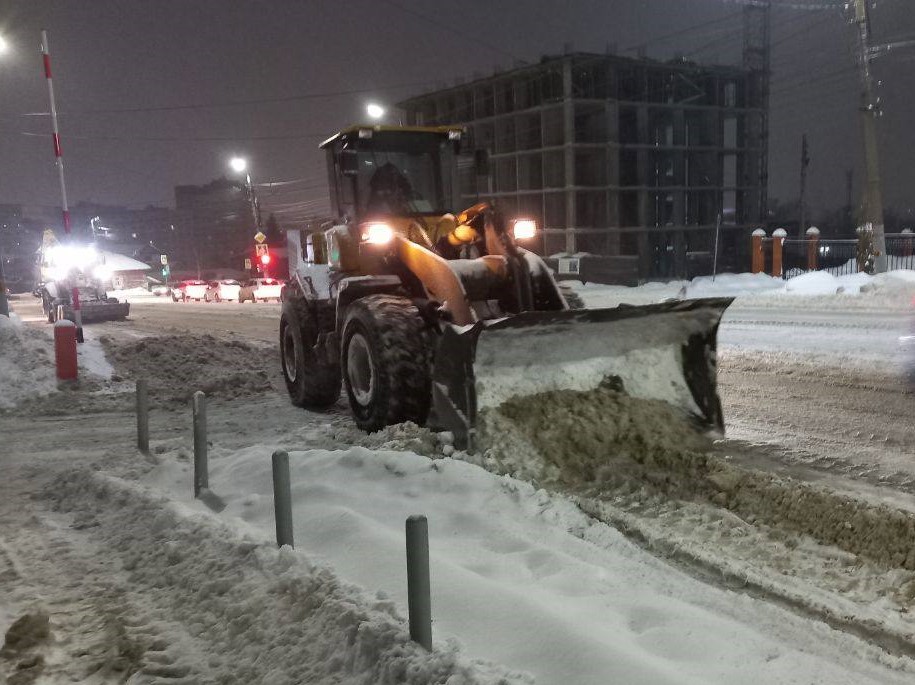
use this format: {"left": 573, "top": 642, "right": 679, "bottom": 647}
{"left": 366, "top": 103, "right": 385, "bottom": 121}
{"left": 228, "top": 156, "right": 262, "bottom": 273}
{"left": 0, "top": 35, "right": 9, "bottom": 316}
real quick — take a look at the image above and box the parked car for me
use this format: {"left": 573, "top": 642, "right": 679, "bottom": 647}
{"left": 171, "top": 280, "right": 208, "bottom": 302}
{"left": 204, "top": 279, "right": 242, "bottom": 302}
{"left": 238, "top": 278, "right": 284, "bottom": 303}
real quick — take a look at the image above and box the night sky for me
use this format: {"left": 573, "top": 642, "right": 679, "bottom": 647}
{"left": 1, "top": 0, "right": 913, "bottom": 226}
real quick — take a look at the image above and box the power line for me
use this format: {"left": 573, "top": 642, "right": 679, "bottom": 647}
{"left": 11, "top": 78, "right": 439, "bottom": 117}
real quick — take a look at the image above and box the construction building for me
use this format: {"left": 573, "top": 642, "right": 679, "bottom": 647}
{"left": 398, "top": 23, "right": 769, "bottom": 280}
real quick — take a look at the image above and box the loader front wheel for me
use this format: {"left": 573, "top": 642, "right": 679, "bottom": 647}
{"left": 341, "top": 295, "right": 432, "bottom": 432}
{"left": 280, "top": 298, "right": 341, "bottom": 409}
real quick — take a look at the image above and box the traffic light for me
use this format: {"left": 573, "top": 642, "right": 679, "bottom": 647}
{"left": 260, "top": 253, "right": 271, "bottom": 265}
{"left": 161, "top": 264, "right": 170, "bottom": 277}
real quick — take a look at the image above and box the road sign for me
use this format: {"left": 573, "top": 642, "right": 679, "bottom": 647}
{"left": 244, "top": 258, "right": 251, "bottom": 270}
{"left": 254, "top": 231, "right": 267, "bottom": 244}
{"left": 160, "top": 254, "right": 168, "bottom": 265}
{"left": 255, "top": 243, "right": 269, "bottom": 257}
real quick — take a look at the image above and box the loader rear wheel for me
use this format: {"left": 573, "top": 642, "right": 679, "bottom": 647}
{"left": 280, "top": 298, "right": 341, "bottom": 409}
{"left": 341, "top": 295, "right": 432, "bottom": 432}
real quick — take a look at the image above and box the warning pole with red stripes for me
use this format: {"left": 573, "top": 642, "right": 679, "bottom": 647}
{"left": 40, "top": 29, "right": 83, "bottom": 342}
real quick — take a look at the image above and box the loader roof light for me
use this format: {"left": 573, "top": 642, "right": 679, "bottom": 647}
{"left": 362, "top": 222, "right": 394, "bottom": 245}
{"left": 512, "top": 218, "right": 537, "bottom": 241}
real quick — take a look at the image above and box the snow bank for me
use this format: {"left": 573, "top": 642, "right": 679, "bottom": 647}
{"left": 124, "top": 435, "right": 915, "bottom": 684}
{"left": 46, "top": 469, "right": 531, "bottom": 685}
{"left": 570, "top": 269, "right": 915, "bottom": 309}
{"left": 100, "top": 333, "right": 275, "bottom": 402}
{"left": 0, "top": 314, "right": 57, "bottom": 410}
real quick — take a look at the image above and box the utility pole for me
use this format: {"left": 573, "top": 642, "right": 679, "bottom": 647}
{"left": 0, "top": 234, "right": 8, "bottom": 316}
{"left": 845, "top": 169, "right": 854, "bottom": 232}
{"left": 850, "top": 0, "right": 887, "bottom": 273}
{"left": 798, "top": 134, "right": 810, "bottom": 241}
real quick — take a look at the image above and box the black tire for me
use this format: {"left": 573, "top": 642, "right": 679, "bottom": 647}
{"left": 280, "top": 297, "right": 341, "bottom": 409}
{"left": 340, "top": 294, "right": 433, "bottom": 432}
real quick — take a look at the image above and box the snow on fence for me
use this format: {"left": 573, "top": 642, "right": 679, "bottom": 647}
{"left": 751, "top": 229, "right": 914, "bottom": 278}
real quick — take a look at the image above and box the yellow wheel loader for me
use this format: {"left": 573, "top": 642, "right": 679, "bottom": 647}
{"left": 281, "top": 125, "right": 731, "bottom": 449}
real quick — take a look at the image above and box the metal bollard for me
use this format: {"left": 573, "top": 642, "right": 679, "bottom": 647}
{"left": 272, "top": 450, "right": 294, "bottom": 548}
{"left": 406, "top": 515, "right": 432, "bottom": 651}
{"left": 192, "top": 391, "right": 208, "bottom": 497}
{"left": 136, "top": 380, "right": 149, "bottom": 453}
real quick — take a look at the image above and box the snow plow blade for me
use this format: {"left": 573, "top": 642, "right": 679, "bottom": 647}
{"left": 61, "top": 300, "right": 130, "bottom": 323}
{"left": 429, "top": 298, "right": 733, "bottom": 450}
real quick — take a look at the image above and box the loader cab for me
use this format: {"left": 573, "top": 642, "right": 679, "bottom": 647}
{"left": 322, "top": 126, "right": 464, "bottom": 225}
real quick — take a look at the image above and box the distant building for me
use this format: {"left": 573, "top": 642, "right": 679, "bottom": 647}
{"left": 174, "top": 177, "right": 256, "bottom": 274}
{"left": 399, "top": 51, "right": 769, "bottom": 279}
{"left": 0, "top": 204, "right": 43, "bottom": 292}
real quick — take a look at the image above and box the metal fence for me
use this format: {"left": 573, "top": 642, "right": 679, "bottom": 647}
{"left": 782, "top": 239, "right": 859, "bottom": 278}
{"left": 885, "top": 233, "right": 915, "bottom": 271}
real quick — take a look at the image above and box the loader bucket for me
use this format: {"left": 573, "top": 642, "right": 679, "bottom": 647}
{"left": 428, "top": 297, "right": 733, "bottom": 450}
{"left": 62, "top": 300, "right": 130, "bottom": 323}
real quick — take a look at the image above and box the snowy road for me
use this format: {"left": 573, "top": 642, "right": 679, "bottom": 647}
{"left": 5, "top": 281, "right": 915, "bottom": 683}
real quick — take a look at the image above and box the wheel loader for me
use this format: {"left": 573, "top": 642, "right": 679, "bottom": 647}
{"left": 35, "top": 234, "right": 130, "bottom": 324}
{"left": 280, "top": 125, "right": 731, "bottom": 449}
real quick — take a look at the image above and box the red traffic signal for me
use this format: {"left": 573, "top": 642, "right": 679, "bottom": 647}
{"left": 260, "top": 254, "right": 271, "bottom": 265}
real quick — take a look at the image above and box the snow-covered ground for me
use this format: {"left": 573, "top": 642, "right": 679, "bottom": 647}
{"left": 2, "top": 270, "right": 915, "bottom": 683}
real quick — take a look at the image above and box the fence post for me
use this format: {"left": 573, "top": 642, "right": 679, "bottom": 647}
{"left": 272, "top": 450, "right": 294, "bottom": 548}
{"left": 771, "top": 228, "right": 787, "bottom": 278}
{"left": 806, "top": 226, "right": 820, "bottom": 272}
{"left": 193, "top": 391, "right": 208, "bottom": 497}
{"left": 136, "top": 379, "right": 149, "bottom": 453}
{"left": 751, "top": 229, "right": 766, "bottom": 274}
{"left": 406, "top": 515, "right": 432, "bottom": 651}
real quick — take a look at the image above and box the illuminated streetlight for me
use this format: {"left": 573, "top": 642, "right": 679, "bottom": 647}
{"left": 366, "top": 103, "right": 385, "bottom": 120}
{"left": 229, "top": 156, "right": 247, "bottom": 174}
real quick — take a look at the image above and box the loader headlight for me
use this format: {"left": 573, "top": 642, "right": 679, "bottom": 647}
{"left": 512, "top": 219, "right": 537, "bottom": 240}
{"left": 362, "top": 222, "right": 394, "bottom": 245}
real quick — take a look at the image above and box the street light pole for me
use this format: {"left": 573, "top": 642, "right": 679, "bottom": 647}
{"left": 0, "top": 35, "right": 9, "bottom": 316}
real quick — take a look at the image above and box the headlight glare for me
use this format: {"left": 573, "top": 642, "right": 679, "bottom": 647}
{"left": 513, "top": 219, "right": 537, "bottom": 240}
{"left": 363, "top": 222, "right": 394, "bottom": 245}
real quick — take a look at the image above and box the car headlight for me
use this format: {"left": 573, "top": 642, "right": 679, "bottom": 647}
{"left": 362, "top": 222, "right": 394, "bottom": 245}
{"left": 512, "top": 219, "right": 537, "bottom": 240}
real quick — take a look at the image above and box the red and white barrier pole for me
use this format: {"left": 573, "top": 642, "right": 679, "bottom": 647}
{"left": 40, "top": 29, "right": 83, "bottom": 343}
{"left": 54, "top": 319, "right": 78, "bottom": 381}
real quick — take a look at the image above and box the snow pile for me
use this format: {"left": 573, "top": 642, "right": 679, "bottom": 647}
{"left": 475, "top": 384, "right": 915, "bottom": 572}
{"left": 100, "top": 333, "right": 275, "bottom": 402}
{"left": 122, "top": 435, "right": 915, "bottom": 683}
{"left": 45, "top": 468, "right": 531, "bottom": 685}
{"left": 571, "top": 269, "right": 915, "bottom": 308}
{"left": 682, "top": 272, "right": 783, "bottom": 299}
{"left": 476, "top": 381, "right": 711, "bottom": 485}
{"left": 0, "top": 314, "right": 57, "bottom": 410}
